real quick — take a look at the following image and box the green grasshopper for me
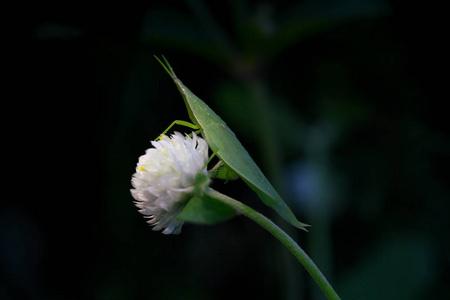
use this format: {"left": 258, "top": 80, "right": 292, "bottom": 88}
{"left": 155, "top": 56, "right": 309, "bottom": 231}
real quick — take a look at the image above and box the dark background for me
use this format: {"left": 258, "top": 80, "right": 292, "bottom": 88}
{"left": 3, "top": 0, "right": 448, "bottom": 299}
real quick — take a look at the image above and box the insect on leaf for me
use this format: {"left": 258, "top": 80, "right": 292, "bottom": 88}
{"left": 209, "top": 161, "right": 239, "bottom": 181}
{"left": 155, "top": 56, "right": 309, "bottom": 231}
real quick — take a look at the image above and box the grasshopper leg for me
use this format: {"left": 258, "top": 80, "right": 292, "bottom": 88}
{"left": 203, "top": 151, "right": 217, "bottom": 170}
{"left": 156, "top": 120, "right": 200, "bottom": 140}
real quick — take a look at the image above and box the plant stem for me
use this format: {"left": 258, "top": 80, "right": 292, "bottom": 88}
{"left": 206, "top": 188, "right": 341, "bottom": 300}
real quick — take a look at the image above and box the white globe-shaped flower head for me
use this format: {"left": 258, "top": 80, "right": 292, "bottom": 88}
{"left": 130, "top": 132, "right": 209, "bottom": 234}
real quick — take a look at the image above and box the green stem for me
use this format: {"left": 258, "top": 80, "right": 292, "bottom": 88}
{"left": 206, "top": 188, "right": 341, "bottom": 300}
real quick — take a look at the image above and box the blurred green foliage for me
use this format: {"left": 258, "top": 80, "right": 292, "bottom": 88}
{"left": 4, "top": 0, "right": 448, "bottom": 299}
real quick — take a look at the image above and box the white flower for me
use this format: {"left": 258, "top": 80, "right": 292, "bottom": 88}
{"left": 130, "top": 132, "right": 209, "bottom": 234}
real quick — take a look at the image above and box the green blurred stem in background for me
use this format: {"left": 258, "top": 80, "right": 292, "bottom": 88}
{"left": 206, "top": 188, "right": 341, "bottom": 300}
{"left": 245, "top": 79, "right": 305, "bottom": 300}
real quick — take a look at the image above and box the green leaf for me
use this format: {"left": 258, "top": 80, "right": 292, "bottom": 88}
{"left": 209, "top": 160, "right": 239, "bottom": 181}
{"left": 177, "top": 173, "right": 236, "bottom": 225}
{"left": 177, "top": 195, "right": 236, "bottom": 225}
